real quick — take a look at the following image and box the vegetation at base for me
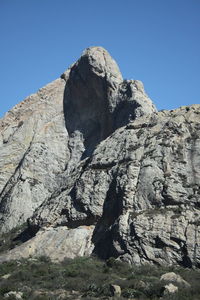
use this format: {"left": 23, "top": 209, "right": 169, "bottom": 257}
{"left": 0, "top": 256, "right": 200, "bottom": 299}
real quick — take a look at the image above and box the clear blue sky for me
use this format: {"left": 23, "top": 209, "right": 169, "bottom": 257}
{"left": 0, "top": 0, "right": 200, "bottom": 118}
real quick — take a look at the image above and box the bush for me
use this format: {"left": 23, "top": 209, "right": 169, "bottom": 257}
{"left": 0, "top": 256, "right": 200, "bottom": 299}
{"left": 106, "top": 257, "right": 131, "bottom": 276}
{"left": 122, "top": 288, "right": 143, "bottom": 298}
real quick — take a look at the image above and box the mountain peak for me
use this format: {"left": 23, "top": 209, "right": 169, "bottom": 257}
{"left": 81, "top": 46, "right": 123, "bottom": 81}
{"left": 0, "top": 48, "right": 199, "bottom": 267}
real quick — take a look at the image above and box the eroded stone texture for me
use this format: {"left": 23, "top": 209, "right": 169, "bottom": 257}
{"left": 0, "top": 47, "right": 199, "bottom": 267}
{"left": 0, "top": 225, "right": 94, "bottom": 262}
{"left": 29, "top": 106, "right": 200, "bottom": 266}
{"left": 0, "top": 79, "right": 69, "bottom": 233}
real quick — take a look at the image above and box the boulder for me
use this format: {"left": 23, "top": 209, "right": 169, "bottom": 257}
{"left": 160, "top": 272, "right": 190, "bottom": 288}
{"left": 162, "top": 283, "right": 178, "bottom": 295}
{"left": 4, "top": 291, "right": 23, "bottom": 299}
{"left": 1, "top": 273, "right": 11, "bottom": 279}
{"left": 110, "top": 284, "right": 121, "bottom": 297}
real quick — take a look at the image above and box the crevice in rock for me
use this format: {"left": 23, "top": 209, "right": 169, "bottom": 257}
{"left": 91, "top": 176, "right": 124, "bottom": 259}
{"left": 61, "top": 214, "right": 98, "bottom": 229}
{"left": 13, "top": 224, "right": 38, "bottom": 244}
{"left": 170, "top": 236, "right": 193, "bottom": 268}
{"left": 155, "top": 236, "right": 167, "bottom": 249}
{"left": 161, "top": 185, "right": 183, "bottom": 206}
{"left": 129, "top": 222, "right": 151, "bottom": 262}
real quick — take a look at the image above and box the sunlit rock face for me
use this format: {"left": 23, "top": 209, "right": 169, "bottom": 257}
{"left": 0, "top": 47, "right": 200, "bottom": 268}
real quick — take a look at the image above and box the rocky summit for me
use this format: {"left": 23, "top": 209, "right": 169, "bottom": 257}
{"left": 0, "top": 47, "right": 200, "bottom": 267}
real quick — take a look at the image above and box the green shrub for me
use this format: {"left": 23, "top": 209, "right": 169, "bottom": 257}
{"left": 0, "top": 256, "right": 200, "bottom": 300}
{"left": 122, "top": 288, "right": 143, "bottom": 298}
{"left": 0, "top": 260, "right": 18, "bottom": 276}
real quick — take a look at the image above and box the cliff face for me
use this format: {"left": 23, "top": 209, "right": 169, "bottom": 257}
{"left": 0, "top": 47, "right": 200, "bottom": 267}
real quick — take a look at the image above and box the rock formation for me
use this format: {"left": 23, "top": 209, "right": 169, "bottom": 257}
{"left": 0, "top": 47, "right": 199, "bottom": 267}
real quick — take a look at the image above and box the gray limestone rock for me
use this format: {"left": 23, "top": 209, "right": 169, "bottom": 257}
{"left": 110, "top": 284, "right": 121, "bottom": 297}
{"left": 0, "top": 78, "right": 70, "bottom": 233}
{"left": 63, "top": 46, "right": 156, "bottom": 168}
{"left": 0, "top": 226, "right": 94, "bottom": 263}
{"left": 0, "top": 47, "right": 199, "bottom": 267}
{"left": 162, "top": 283, "right": 178, "bottom": 295}
{"left": 4, "top": 291, "right": 23, "bottom": 300}
{"left": 160, "top": 272, "right": 190, "bottom": 288}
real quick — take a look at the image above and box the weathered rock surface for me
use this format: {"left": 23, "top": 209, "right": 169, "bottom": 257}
{"left": 160, "top": 272, "right": 190, "bottom": 288}
{"left": 0, "top": 78, "right": 69, "bottom": 233}
{"left": 4, "top": 291, "right": 23, "bottom": 300}
{"left": 110, "top": 284, "right": 121, "bottom": 297}
{"left": 162, "top": 283, "right": 178, "bottom": 295}
{"left": 0, "top": 226, "right": 94, "bottom": 263}
{"left": 0, "top": 46, "right": 200, "bottom": 267}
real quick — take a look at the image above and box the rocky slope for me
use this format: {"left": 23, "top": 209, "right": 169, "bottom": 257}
{"left": 0, "top": 47, "right": 199, "bottom": 267}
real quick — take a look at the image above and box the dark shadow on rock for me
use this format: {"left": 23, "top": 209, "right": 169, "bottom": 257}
{"left": 91, "top": 176, "right": 125, "bottom": 260}
{"left": 63, "top": 55, "right": 114, "bottom": 159}
{"left": 13, "top": 225, "right": 38, "bottom": 244}
{"left": 62, "top": 53, "right": 145, "bottom": 161}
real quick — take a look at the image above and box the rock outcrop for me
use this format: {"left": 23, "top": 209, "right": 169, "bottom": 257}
{"left": 0, "top": 47, "right": 199, "bottom": 267}
{"left": 0, "top": 78, "right": 69, "bottom": 233}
